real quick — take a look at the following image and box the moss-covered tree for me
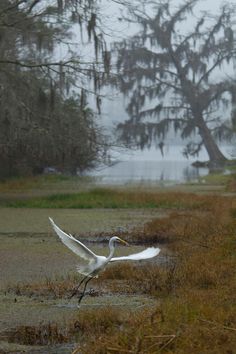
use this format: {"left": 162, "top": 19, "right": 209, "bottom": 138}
{"left": 0, "top": 0, "right": 109, "bottom": 177}
{"left": 114, "top": 0, "right": 236, "bottom": 166}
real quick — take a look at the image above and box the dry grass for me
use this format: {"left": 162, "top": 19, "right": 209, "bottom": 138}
{"left": 2, "top": 323, "right": 70, "bottom": 346}
{"left": 1, "top": 308, "right": 128, "bottom": 347}
{"left": 72, "top": 193, "right": 236, "bottom": 354}
{"left": 6, "top": 274, "right": 79, "bottom": 299}
{"left": 1, "top": 191, "right": 236, "bottom": 353}
{"left": 0, "top": 174, "right": 91, "bottom": 193}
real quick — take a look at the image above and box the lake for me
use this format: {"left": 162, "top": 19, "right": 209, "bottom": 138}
{"left": 89, "top": 145, "right": 234, "bottom": 185}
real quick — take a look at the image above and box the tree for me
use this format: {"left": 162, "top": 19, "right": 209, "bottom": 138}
{"left": 113, "top": 0, "right": 236, "bottom": 166}
{"left": 0, "top": 0, "right": 109, "bottom": 177}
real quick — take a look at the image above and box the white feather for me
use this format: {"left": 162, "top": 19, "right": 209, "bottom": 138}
{"left": 110, "top": 247, "right": 160, "bottom": 262}
{"left": 49, "top": 217, "right": 97, "bottom": 262}
{"left": 49, "top": 218, "right": 161, "bottom": 278}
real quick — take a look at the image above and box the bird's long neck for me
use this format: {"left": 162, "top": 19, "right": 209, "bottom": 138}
{"left": 107, "top": 239, "right": 116, "bottom": 261}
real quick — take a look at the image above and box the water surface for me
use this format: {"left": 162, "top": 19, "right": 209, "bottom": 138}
{"left": 89, "top": 145, "right": 234, "bottom": 185}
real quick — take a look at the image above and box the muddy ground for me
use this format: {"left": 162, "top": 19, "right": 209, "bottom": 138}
{"left": 0, "top": 207, "right": 164, "bottom": 353}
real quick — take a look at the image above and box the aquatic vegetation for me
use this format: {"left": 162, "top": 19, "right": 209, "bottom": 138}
{"left": 1, "top": 187, "right": 225, "bottom": 210}
{"left": 74, "top": 194, "right": 236, "bottom": 353}
{"left": 1, "top": 191, "right": 236, "bottom": 353}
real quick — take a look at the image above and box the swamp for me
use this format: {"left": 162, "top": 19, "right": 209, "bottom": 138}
{"left": 1, "top": 0, "right": 236, "bottom": 352}
{"left": 0, "top": 174, "right": 235, "bottom": 353}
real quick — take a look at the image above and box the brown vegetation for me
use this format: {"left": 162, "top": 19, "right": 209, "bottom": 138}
{"left": 1, "top": 192, "right": 236, "bottom": 353}
{"left": 74, "top": 194, "right": 236, "bottom": 353}
{"left": 6, "top": 275, "right": 79, "bottom": 299}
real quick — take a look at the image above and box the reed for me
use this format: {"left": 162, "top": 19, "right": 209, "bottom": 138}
{"left": 2, "top": 190, "right": 236, "bottom": 353}
{"left": 73, "top": 193, "right": 236, "bottom": 353}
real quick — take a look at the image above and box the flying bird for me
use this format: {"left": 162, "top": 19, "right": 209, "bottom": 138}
{"left": 49, "top": 217, "right": 160, "bottom": 305}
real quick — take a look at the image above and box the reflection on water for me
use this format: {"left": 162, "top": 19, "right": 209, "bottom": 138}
{"left": 89, "top": 145, "right": 234, "bottom": 185}
{"left": 92, "top": 160, "right": 208, "bottom": 185}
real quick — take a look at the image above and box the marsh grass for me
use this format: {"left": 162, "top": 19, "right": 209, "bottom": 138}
{"left": 11, "top": 192, "right": 232, "bottom": 352}
{"left": 0, "top": 175, "right": 72, "bottom": 191}
{"left": 6, "top": 274, "right": 79, "bottom": 299}
{"left": 2, "top": 190, "right": 236, "bottom": 353}
{"left": 226, "top": 173, "right": 236, "bottom": 192}
{"left": 0, "top": 174, "right": 93, "bottom": 198}
{"left": 2, "top": 187, "right": 226, "bottom": 210}
{"left": 3, "top": 323, "right": 70, "bottom": 346}
{"left": 1, "top": 308, "right": 129, "bottom": 347}
{"left": 73, "top": 193, "right": 236, "bottom": 353}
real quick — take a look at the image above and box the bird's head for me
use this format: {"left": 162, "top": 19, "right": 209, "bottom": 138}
{"left": 110, "top": 236, "right": 129, "bottom": 246}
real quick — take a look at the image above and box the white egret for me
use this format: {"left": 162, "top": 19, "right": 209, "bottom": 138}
{"left": 49, "top": 217, "right": 160, "bottom": 305}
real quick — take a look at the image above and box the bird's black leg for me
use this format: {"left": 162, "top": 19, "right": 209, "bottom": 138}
{"left": 78, "top": 277, "right": 93, "bottom": 305}
{"left": 69, "top": 275, "right": 88, "bottom": 299}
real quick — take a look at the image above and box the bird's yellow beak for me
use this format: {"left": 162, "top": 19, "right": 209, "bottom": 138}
{"left": 118, "top": 238, "right": 129, "bottom": 246}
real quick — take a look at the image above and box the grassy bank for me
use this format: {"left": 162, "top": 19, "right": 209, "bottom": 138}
{"left": 1, "top": 170, "right": 236, "bottom": 203}
{"left": 0, "top": 187, "right": 231, "bottom": 210}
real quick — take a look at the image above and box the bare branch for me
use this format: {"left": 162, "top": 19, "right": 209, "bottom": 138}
{"left": 197, "top": 51, "right": 236, "bottom": 87}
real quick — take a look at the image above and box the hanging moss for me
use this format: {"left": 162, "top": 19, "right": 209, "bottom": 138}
{"left": 113, "top": 0, "right": 235, "bottom": 164}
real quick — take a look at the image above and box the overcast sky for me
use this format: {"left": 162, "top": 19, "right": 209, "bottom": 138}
{"left": 93, "top": 0, "right": 235, "bottom": 129}
{"left": 99, "top": 0, "right": 229, "bottom": 44}
{"left": 59, "top": 0, "right": 235, "bottom": 132}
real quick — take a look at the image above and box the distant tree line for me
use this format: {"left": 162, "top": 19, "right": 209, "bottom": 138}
{"left": 0, "top": 0, "right": 109, "bottom": 178}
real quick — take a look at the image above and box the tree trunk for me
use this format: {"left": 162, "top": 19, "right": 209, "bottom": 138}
{"left": 197, "top": 115, "right": 227, "bottom": 167}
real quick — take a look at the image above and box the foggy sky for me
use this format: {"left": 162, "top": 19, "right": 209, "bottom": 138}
{"left": 97, "top": 0, "right": 235, "bottom": 131}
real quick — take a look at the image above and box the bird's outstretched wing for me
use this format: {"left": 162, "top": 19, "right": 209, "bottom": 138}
{"left": 110, "top": 247, "right": 160, "bottom": 262}
{"left": 49, "top": 218, "right": 97, "bottom": 262}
